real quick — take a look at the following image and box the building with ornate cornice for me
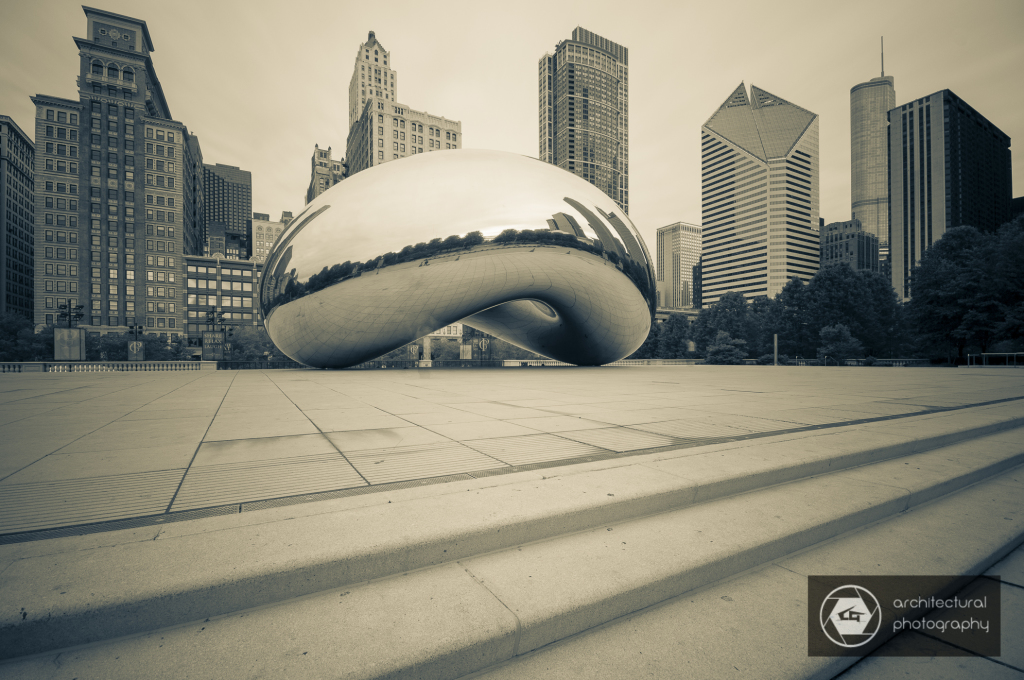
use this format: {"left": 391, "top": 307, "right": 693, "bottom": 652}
{"left": 345, "top": 31, "right": 461, "bottom": 176}
{"left": 700, "top": 83, "right": 820, "bottom": 305}
{"left": 30, "top": 6, "right": 204, "bottom": 336}
{"left": 306, "top": 144, "right": 346, "bottom": 204}
{"left": 1, "top": 115, "right": 35, "bottom": 319}
{"left": 250, "top": 211, "right": 290, "bottom": 264}
{"left": 539, "top": 28, "right": 629, "bottom": 213}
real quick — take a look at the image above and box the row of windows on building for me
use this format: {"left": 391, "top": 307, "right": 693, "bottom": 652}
{"left": 376, "top": 114, "right": 457, "bottom": 141}
{"left": 89, "top": 101, "right": 134, "bottom": 118}
{"left": 89, "top": 61, "right": 135, "bottom": 82}
{"left": 144, "top": 143, "right": 175, "bottom": 157}
{"left": 186, "top": 295, "right": 253, "bottom": 307}
{"left": 89, "top": 84, "right": 134, "bottom": 100}
{"left": 43, "top": 110, "right": 79, "bottom": 124}
{"left": 186, "top": 278, "right": 253, "bottom": 290}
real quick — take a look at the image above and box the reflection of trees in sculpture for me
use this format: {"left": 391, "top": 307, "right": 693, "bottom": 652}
{"left": 266, "top": 231, "right": 485, "bottom": 312}
{"left": 264, "top": 221, "right": 655, "bottom": 317}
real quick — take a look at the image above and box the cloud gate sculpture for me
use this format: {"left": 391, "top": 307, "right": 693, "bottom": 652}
{"left": 260, "top": 150, "right": 655, "bottom": 368}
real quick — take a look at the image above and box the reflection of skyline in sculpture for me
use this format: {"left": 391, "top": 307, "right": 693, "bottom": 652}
{"left": 260, "top": 150, "right": 655, "bottom": 368}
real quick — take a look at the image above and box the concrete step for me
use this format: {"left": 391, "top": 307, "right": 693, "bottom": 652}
{"left": 461, "top": 465, "right": 1024, "bottom": 680}
{"left": 2, "top": 424, "right": 1022, "bottom": 679}
{"left": 1, "top": 403, "right": 1020, "bottom": 662}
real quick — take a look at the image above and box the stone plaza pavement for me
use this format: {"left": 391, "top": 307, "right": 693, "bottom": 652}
{"left": 1, "top": 365, "right": 1023, "bottom": 539}
{"left": 1, "top": 364, "right": 1023, "bottom": 679}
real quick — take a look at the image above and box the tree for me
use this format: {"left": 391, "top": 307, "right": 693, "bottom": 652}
{"left": 705, "top": 330, "right": 747, "bottom": 364}
{"left": 627, "top": 322, "right": 661, "bottom": 359}
{"left": 229, "top": 326, "right": 278, "bottom": 361}
{"left": 656, "top": 313, "right": 691, "bottom": 358}
{"left": 16, "top": 324, "right": 55, "bottom": 361}
{"left": 0, "top": 313, "right": 34, "bottom": 361}
{"left": 817, "top": 324, "right": 864, "bottom": 364}
{"left": 692, "top": 292, "right": 752, "bottom": 353}
{"left": 990, "top": 215, "right": 1024, "bottom": 342}
{"left": 907, "top": 226, "right": 984, "bottom": 362}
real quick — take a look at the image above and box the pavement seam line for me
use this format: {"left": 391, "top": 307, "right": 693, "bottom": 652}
{"left": 264, "top": 369, "right": 374, "bottom": 487}
{"left": 914, "top": 632, "right": 1024, "bottom": 673}
{"left": 461, "top": 562, "right": 522, "bottom": 658}
{"left": 983, "top": 573, "right": 1024, "bottom": 592}
{"left": 163, "top": 371, "right": 239, "bottom": 513}
{"left": 5, "top": 417, "right": 1024, "bottom": 543}
{"left": 0, "top": 373, "right": 208, "bottom": 484}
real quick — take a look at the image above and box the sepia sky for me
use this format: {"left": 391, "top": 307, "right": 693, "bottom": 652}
{"left": 1, "top": 0, "right": 1022, "bottom": 254}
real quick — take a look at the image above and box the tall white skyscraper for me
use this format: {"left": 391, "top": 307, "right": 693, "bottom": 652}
{"left": 539, "top": 27, "right": 629, "bottom": 213}
{"left": 656, "top": 222, "right": 701, "bottom": 309}
{"left": 851, "top": 54, "right": 894, "bottom": 262}
{"left": 345, "top": 31, "right": 461, "bottom": 176}
{"left": 700, "top": 83, "right": 819, "bottom": 306}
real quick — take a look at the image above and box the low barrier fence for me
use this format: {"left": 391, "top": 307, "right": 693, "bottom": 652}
{"left": 0, "top": 357, "right": 946, "bottom": 373}
{"left": 967, "top": 353, "right": 1024, "bottom": 367}
{"left": 216, "top": 361, "right": 308, "bottom": 370}
{"left": 0, "top": 361, "right": 212, "bottom": 373}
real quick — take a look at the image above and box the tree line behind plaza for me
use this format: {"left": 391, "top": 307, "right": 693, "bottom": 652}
{"left": 2, "top": 216, "right": 1021, "bottom": 366}
{"left": 630, "top": 215, "right": 1024, "bottom": 365}
{"left": 0, "top": 317, "right": 279, "bottom": 363}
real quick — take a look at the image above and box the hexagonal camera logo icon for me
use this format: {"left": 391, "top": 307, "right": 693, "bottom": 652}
{"left": 819, "top": 585, "right": 881, "bottom": 648}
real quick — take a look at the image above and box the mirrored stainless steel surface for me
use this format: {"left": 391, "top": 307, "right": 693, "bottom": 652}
{"left": 261, "top": 150, "right": 655, "bottom": 368}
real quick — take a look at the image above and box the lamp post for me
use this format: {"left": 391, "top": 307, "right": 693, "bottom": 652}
{"left": 56, "top": 303, "right": 84, "bottom": 328}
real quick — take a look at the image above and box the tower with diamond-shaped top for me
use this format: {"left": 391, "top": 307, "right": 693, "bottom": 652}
{"left": 700, "top": 83, "right": 820, "bottom": 305}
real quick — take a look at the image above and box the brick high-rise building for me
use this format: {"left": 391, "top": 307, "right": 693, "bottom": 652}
{"left": 887, "top": 90, "right": 1012, "bottom": 300}
{"left": 539, "top": 27, "right": 629, "bottom": 213}
{"left": 700, "top": 83, "right": 820, "bottom": 306}
{"left": 30, "top": 7, "right": 204, "bottom": 336}
{"left": 345, "top": 32, "right": 461, "bottom": 176}
{"left": 1, "top": 115, "right": 35, "bottom": 319}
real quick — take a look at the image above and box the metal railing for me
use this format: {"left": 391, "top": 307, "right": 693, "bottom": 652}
{"left": 967, "top": 353, "right": 1024, "bottom": 367}
{"left": 216, "top": 361, "right": 307, "bottom": 370}
{"left": 1, "top": 361, "right": 212, "bottom": 373}
{"left": 47, "top": 361, "right": 205, "bottom": 372}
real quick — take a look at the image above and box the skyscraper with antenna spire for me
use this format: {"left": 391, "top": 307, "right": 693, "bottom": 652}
{"left": 850, "top": 39, "right": 895, "bottom": 271}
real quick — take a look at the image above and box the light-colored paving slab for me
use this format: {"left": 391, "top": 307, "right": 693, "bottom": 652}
{"left": 191, "top": 434, "right": 339, "bottom": 466}
{"left": 1, "top": 366, "right": 1022, "bottom": 538}
{"left": 325, "top": 426, "right": 452, "bottom": 451}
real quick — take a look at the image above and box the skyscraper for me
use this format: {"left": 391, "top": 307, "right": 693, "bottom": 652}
{"left": 345, "top": 31, "right": 461, "bottom": 176}
{"left": 1, "top": 115, "right": 35, "bottom": 319}
{"left": 31, "top": 7, "right": 204, "bottom": 335}
{"left": 700, "top": 84, "right": 820, "bottom": 306}
{"left": 203, "top": 163, "right": 251, "bottom": 259}
{"left": 888, "top": 90, "right": 1012, "bottom": 300}
{"left": 656, "top": 222, "right": 701, "bottom": 309}
{"left": 820, "top": 219, "right": 879, "bottom": 273}
{"left": 539, "top": 27, "right": 629, "bottom": 213}
{"left": 306, "top": 144, "right": 346, "bottom": 204}
{"left": 851, "top": 55, "right": 894, "bottom": 264}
